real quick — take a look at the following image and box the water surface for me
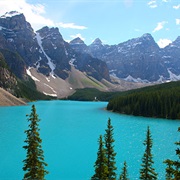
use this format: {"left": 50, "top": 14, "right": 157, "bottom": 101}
{"left": 0, "top": 100, "right": 179, "bottom": 179}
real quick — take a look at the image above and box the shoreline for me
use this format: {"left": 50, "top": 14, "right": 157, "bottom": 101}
{"left": 0, "top": 87, "right": 26, "bottom": 106}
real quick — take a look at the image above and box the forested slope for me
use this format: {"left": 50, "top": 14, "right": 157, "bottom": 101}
{"left": 107, "top": 81, "right": 180, "bottom": 119}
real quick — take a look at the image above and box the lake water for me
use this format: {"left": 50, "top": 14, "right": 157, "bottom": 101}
{"left": 0, "top": 100, "right": 179, "bottom": 180}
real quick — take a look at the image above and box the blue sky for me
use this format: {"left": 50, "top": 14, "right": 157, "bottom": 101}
{"left": 0, "top": 0, "right": 179, "bottom": 47}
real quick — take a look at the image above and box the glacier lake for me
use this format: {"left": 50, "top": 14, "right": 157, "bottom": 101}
{"left": 0, "top": 100, "right": 179, "bottom": 180}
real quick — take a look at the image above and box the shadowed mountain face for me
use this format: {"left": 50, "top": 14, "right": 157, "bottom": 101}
{"left": 70, "top": 34, "right": 180, "bottom": 82}
{"left": 0, "top": 11, "right": 110, "bottom": 81}
{"left": 0, "top": 11, "right": 180, "bottom": 99}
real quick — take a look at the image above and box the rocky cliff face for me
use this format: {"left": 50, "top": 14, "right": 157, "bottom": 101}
{"left": 0, "top": 11, "right": 110, "bottom": 81}
{"left": 70, "top": 34, "right": 180, "bottom": 82}
{"left": 0, "top": 11, "right": 40, "bottom": 66}
{"left": 0, "top": 11, "right": 111, "bottom": 98}
{"left": 0, "top": 52, "right": 18, "bottom": 95}
{"left": 1, "top": 10, "right": 180, "bottom": 100}
{"left": 36, "top": 26, "right": 71, "bottom": 79}
{"left": 162, "top": 36, "right": 180, "bottom": 80}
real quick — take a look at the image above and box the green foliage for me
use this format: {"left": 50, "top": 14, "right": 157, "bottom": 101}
{"left": 119, "top": 161, "right": 129, "bottom": 180}
{"left": 164, "top": 127, "right": 180, "bottom": 179}
{"left": 91, "top": 135, "right": 109, "bottom": 180}
{"left": 0, "top": 49, "right": 53, "bottom": 101}
{"left": 0, "top": 53, "right": 8, "bottom": 68}
{"left": 15, "top": 78, "right": 54, "bottom": 101}
{"left": 23, "top": 105, "right": 48, "bottom": 180}
{"left": 140, "top": 126, "right": 157, "bottom": 180}
{"left": 92, "top": 118, "right": 117, "bottom": 180}
{"left": 107, "top": 81, "right": 180, "bottom": 119}
{"left": 0, "top": 48, "right": 25, "bottom": 78}
{"left": 67, "top": 88, "right": 120, "bottom": 101}
{"left": 104, "top": 118, "right": 117, "bottom": 179}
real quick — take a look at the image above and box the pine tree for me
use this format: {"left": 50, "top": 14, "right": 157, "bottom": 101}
{"left": 91, "top": 135, "right": 109, "bottom": 180}
{"left": 140, "top": 126, "right": 157, "bottom": 180}
{"left": 22, "top": 105, "right": 48, "bottom": 180}
{"left": 104, "top": 118, "right": 117, "bottom": 179}
{"left": 164, "top": 127, "right": 180, "bottom": 179}
{"left": 119, "top": 161, "right": 129, "bottom": 180}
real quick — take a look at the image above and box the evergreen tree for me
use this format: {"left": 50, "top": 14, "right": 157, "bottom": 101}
{"left": 91, "top": 135, "right": 109, "bottom": 180}
{"left": 119, "top": 161, "right": 129, "bottom": 180}
{"left": 164, "top": 127, "right": 180, "bottom": 179}
{"left": 164, "top": 159, "right": 174, "bottom": 180}
{"left": 140, "top": 126, "right": 157, "bottom": 180}
{"left": 22, "top": 105, "right": 48, "bottom": 180}
{"left": 104, "top": 118, "right": 117, "bottom": 179}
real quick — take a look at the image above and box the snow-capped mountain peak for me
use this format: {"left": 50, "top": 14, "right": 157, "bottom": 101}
{"left": 1, "top": 11, "right": 22, "bottom": 18}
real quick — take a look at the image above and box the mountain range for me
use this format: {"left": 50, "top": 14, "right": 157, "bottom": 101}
{"left": 70, "top": 34, "right": 180, "bottom": 83}
{"left": 0, "top": 11, "right": 179, "bottom": 100}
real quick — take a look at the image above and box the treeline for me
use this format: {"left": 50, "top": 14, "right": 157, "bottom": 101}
{"left": 22, "top": 105, "right": 180, "bottom": 179}
{"left": 67, "top": 88, "right": 120, "bottom": 101}
{"left": 107, "top": 81, "right": 180, "bottom": 119}
{"left": 0, "top": 51, "right": 54, "bottom": 101}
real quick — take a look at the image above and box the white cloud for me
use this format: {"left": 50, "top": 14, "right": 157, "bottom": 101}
{"left": 173, "top": 4, "right": 180, "bottom": 9}
{"left": 134, "top": 28, "right": 141, "bottom": 32}
{"left": 57, "top": 22, "right": 87, "bottom": 30}
{"left": 70, "top": 33, "right": 85, "bottom": 41}
{"left": 147, "top": 0, "right": 157, "bottom": 8}
{"left": 176, "top": 19, "right": 180, "bottom": 25}
{"left": 157, "top": 39, "right": 172, "bottom": 48}
{"left": 0, "top": 0, "right": 54, "bottom": 30}
{"left": 0, "top": 0, "right": 87, "bottom": 31}
{"left": 153, "top": 21, "right": 167, "bottom": 33}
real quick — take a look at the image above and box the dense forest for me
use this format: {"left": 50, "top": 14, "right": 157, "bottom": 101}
{"left": 67, "top": 88, "right": 120, "bottom": 101}
{"left": 107, "top": 81, "right": 180, "bottom": 120}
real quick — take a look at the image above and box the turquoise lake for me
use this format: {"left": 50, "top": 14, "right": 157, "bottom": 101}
{"left": 0, "top": 100, "right": 179, "bottom": 180}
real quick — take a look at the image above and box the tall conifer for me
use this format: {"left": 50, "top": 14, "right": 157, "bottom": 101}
{"left": 91, "top": 135, "right": 109, "bottom": 180}
{"left": 140, "top": 126, "right": 157, "bottom": 180}
{"left": 119, "top": 161, "right": 129, "bottom": 180}
{"left": 164, "top": 127, "right": 180, "bottom": 179}
{"left": 104, "top": 118, "right": 117, "bottom": 179}
{"left": 22, "top": 105, "right": 48, "bottom": 180}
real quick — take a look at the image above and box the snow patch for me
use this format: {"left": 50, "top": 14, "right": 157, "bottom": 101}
{"left": 43, "top": 83, "right": 57, "bottom": 94}
{"left": 132, "top": 42, "right": 142, "bottom": 48}
{"left": 34, "top": 57, "right": 42, "bottom": 70}
{"left": 168, "top": 69, "right": 180, "bottom": 81}
{"left": 69, "top": 58, "right": 76, "bottom": 66}
{"left": 64, "top": 47, "right": 68, "bottom": 56}
{"left": 26, "top": 67, "right": 40, "bottom": 82}
{"left": 157, "top": 75, "right": 166, "bottom": 83}
{"left": 1, "top": 11, "right": 22, "bottom": 18}
{"left": 124, "top": 75, "right": 149, "bottom": 83}
{"left": 46, "top": 77, "right": 50, "bottom": 82}
{"left": 36, "top": 32, "right": 56, "bottom": 75}
{"left": 51, "top": 42, "right": 57, "bottom": 49}
{"left": 162, "top": 56, "right": 171, "bottom": 59}
{"left": 43, "top": 92, "right": 57, "bottom": 97}
{"left": 7, "top": 38, "right": 14, "bottom": 42}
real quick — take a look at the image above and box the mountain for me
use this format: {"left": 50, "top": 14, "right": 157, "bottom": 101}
{"left": 70, "top": 34, "right": 180, "bottom": 83}
{"left": 0, "top": 11, "right": 124, "bottom": 100}
{"left": 1, "top": 11, "right": 179, "bottom": 102}
{"left": 70, "top": 37, "right": 87, "bottom": 52}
